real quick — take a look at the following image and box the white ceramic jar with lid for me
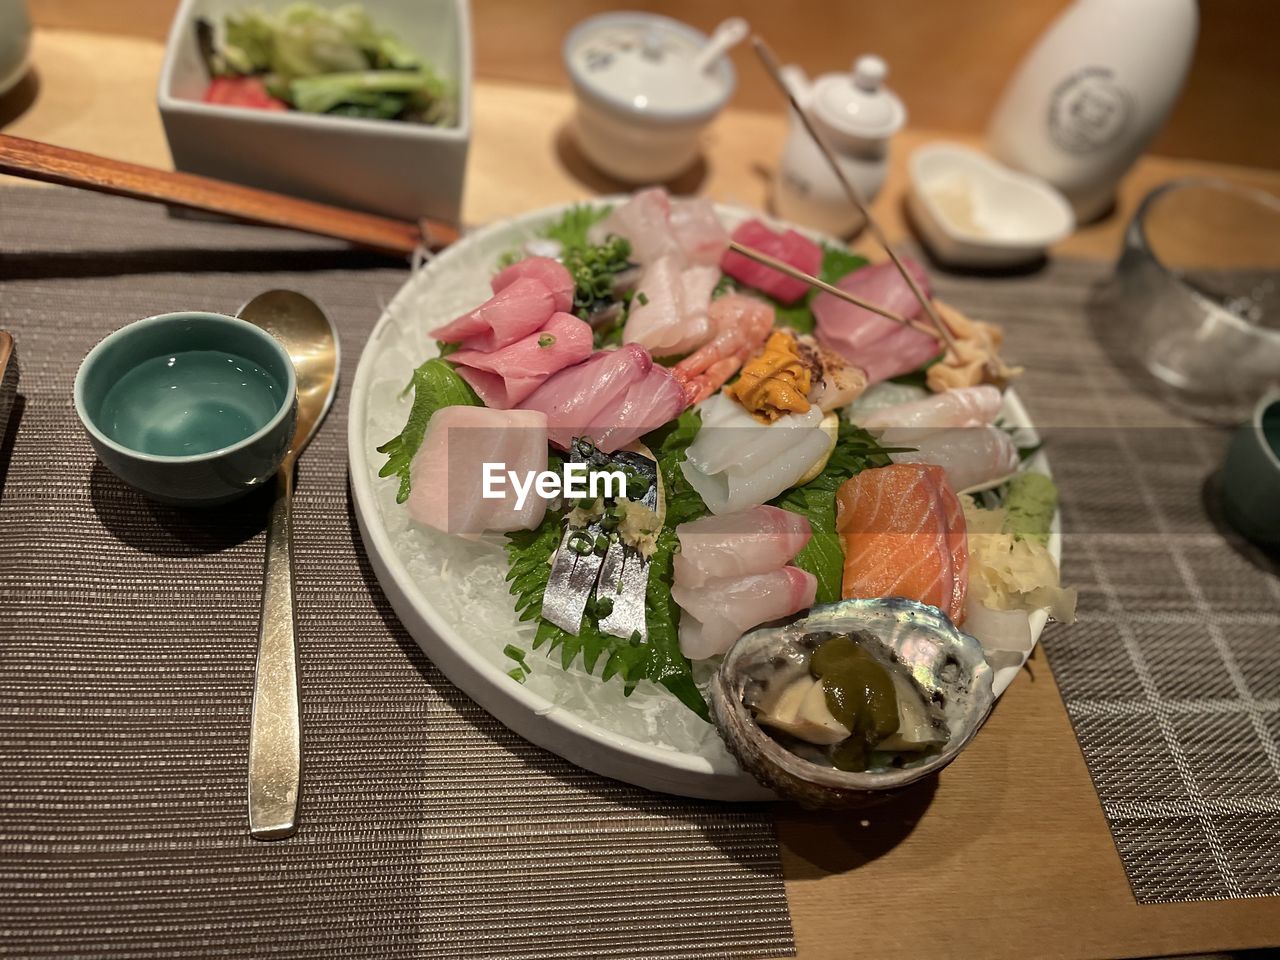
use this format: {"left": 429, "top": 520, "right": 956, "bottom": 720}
{"left": 774, "top": 54, "right": 905, "bottom": 236}
{"left": 563, "top": 12, "right": 737, "bottom": 183}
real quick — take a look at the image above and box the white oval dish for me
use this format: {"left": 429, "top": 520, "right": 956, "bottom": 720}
{"left": 347, "top": 200, "right": 1058, "bottom": 800}
{"left": 907, "top": 142, "right": 1075, "bottom": 268}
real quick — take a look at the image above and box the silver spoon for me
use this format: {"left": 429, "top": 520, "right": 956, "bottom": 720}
{"left": 237, "top": 290, "right": 340, "bottom": 840}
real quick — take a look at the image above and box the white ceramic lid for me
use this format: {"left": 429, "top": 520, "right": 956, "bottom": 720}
{"left": 812, "top": 55, "right": 906, "bottom": 140}
{"left": 565, "top": 13, "right": 734, "bottom": 118}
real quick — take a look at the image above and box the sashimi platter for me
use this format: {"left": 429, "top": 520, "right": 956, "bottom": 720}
{"left": 349, "top": 188, "right": 1075, "bottom": 804}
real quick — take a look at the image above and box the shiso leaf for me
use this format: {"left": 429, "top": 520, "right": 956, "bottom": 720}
{"left": 376, "top": 358, "right": 480, "bottom": 503}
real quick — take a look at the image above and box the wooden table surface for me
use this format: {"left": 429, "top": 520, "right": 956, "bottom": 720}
{"left": 5, "top": 28, "right": 1280, "bottom": 960}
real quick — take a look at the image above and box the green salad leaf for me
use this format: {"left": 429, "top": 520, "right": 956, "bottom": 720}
{"left": 770, "top": 420, "right": 898, "bottom": 603}
{"left": 375, "top": 358, "right": 480, "bottom": 503}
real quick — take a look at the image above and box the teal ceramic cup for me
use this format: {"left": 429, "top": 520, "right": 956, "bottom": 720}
{"left": 75, "top": 312, "right": 297, "bottom": 506}
{"left": 1222, "top": 390, "right": 1280, "bottom": 545}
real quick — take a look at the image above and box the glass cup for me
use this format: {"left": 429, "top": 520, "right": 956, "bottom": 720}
{"left": 1115, "top": 179, "right": 1280, "bottom": 424}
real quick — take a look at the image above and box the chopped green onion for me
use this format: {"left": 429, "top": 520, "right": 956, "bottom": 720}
{"left": 636, "top": 292, "right": 649, "bottom": 306}
{"left": 538, "top": 334, "right": 556, "bottom": 348}
{"left": 503, "top": 644, "right": 527, "bottom": 663}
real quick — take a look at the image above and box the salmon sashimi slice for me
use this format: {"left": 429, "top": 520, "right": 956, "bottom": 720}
{"left": 836, "top": 463, "right": 968, "bottom": 624}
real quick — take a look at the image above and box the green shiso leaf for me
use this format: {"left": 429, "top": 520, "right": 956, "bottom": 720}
{"left": 375, "top": 358, "right": 480, "bottom": 503}
{"left": 769, "top": 420, "right": 897, "bottom": 603}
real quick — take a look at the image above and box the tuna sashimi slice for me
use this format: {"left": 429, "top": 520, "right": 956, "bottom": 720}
{"left": 407, "top": 406, "right": 550, "bottom": 536}
{"left": 491, "top": 256, "right": 575, "bottom": 314}
{"left": 588, "top": 364, "right": 688, "bottom": 453}
{"left": 674, "top": 566, "right": 817, "bottom": 660}
{"left": 519, "top": 344, "right": 652, "bottom": 450}
{"left": 673, "top": 505, "right": 812, "bottom": 588}
{"left": 431, "top": 276, "right": 557, "bottom": 352}
{"left": 835, "top": 463, "right": 968, "bottom": 624}
{"left": 720, "top": 220, "right": 823, "bottom": 305}
{"left": 449, "top": 312, "right": 593, "bottom": 409}
{"left": 854, "top": 323, "right": 944, "bottom": 385}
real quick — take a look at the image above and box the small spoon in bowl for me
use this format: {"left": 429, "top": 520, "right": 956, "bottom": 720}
{"left": 237, "top": 290, "right": 340, "bottom": 840}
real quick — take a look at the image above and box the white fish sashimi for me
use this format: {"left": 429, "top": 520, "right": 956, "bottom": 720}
{"left": 667, "top": 197, "right": 730, "bottom": 266}
{"left": 673, "top": 505, "right": 812, "bottom": 588}
{"left": 674, "top": 567, "right": 817, "bottom": 660}
{"left": 892, "top": 424, "right": 1020, "bottom": 493}
{"left": 859, "top": 385, "right": 1003, "bottom": 439}
{"left": 622, "top": 258, "right": 719, "bottom": 357}
{"left": 407, "top": 406, "right": 550, "bottom": 536}
{"left": 846, "top": 382, "right": 929, "bottom": 420}
{"left": 590, "top": 187, "right": 679, "bottom": 264}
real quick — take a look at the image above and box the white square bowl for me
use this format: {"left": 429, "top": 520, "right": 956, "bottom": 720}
{"left": 158, "top": 0, "right": 471, "bottom": 224}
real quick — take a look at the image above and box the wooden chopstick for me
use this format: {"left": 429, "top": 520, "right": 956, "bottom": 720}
{"left": 750, "top": 38, "right": 971, "bottom": 365}
{"left": 0, "top": 134, "right": 457, "bottom": 258}
{"left": 727, "top": 240, "right": 934, "bottom": 336}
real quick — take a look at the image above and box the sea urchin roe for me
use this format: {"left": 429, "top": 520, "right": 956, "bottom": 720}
{"left": 726, "top": 331, "right": 812, "bottom": 423}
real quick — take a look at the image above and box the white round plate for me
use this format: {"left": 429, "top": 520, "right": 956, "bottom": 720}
{"left": 348, "top": 200, "right": 1057, "bottom": 800}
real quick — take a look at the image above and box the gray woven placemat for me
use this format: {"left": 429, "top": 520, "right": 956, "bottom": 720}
{"left": 0, "top": 187, "right": 794, "bottom": 960}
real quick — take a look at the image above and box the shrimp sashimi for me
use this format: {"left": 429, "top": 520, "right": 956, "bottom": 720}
{"left": 448, "top": 312, "right": 593, "bottom": 409}
{"left": 892, "top": 425, "right": 1020, "bottom": 493}
{"left": 431, "top": 277, "right": 558, "bottom": 353}
{"left": 622, "top": 257, "right": 720, "bottom": 357}
{"left": 408, "top": 406, "right": 550, "bottom": 537}
{"left": 519, "top": 344, "right": 652, "bottom": 450}
{"left": 673, "top": 566, "right": 817, "bottom": 660}
{"left": 720, "top": 220, "right": 823, "bottom": 305}
{"left": 490, "top": 256, "right": 575, "bottom": 315}
{"left": 680, "top": 393, "right": 831, "bottom": 515}
{"left": 672, "top": 293, "right": 775, "bottom": 404}
{"left": 673, "top": 505, "right": 812, "bottom": 588}
{"left": 836, "top": 463, "right": 968, "bottom": 624}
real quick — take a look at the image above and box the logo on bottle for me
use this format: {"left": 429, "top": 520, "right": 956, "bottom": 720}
{"left": 1047, "top": 67, "right": 1132, "bottom": 154}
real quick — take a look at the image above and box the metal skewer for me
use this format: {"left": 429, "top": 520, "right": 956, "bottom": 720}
{"left": 727, "top": 240, "right": 932, "bottom": 335}
{"left": 751, "top": 37, "right": 972, "bottom": 366}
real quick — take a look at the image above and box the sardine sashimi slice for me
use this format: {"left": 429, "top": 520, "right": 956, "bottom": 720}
{"left": 720, "top": 220, "right": 823, "bottom": 304}
{"left": 836, "top": 463, "right": 967, "bottom": 623}
{"left": 589, "top": 364, "right": 688, "bottom": 453}
{"left": 431, "top": 276, "right": 557, "bottom": 352}
{"left": 622, "top": 258, "right": 719, "bottom": 357}
{"left": 892, "top": 424, "right": 1020, "bottom": 493}
{"left": 490, "top": 255, "right": 575, "bottom": 314}
{"left": 519, "top": 344, "right": 652, "bottom": 450}
{"left": 668, "top": 197, "right": 730, "bottom": 266}
{"left": 449, "top": 312, "right": 593, "bottom": 409}
{"left": 407, "top": 406, "right": 550, "bottom": 536}
{"left": 673, "top": 505, "right": 812, "bottom": 588}
{"left": 674, "top": 566, "right": 817, "bottom": 660}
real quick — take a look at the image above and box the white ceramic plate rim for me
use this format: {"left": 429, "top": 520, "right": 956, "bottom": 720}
{"left": 348, "top": 199, "right": 1058, "bottom": 800}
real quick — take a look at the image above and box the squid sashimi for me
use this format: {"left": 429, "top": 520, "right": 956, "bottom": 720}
{"left": 673, "top": 506, "right": 812, "bottom": 588}
{"left": 490, "top": 255, "right": 575, "bottom": 314}
{"left": 449, "top": 312, "right": 593, "bottom": 409}
{"left": 681, "top": 393, "right": 832, "bottom": 515}
{"left": 892, "top": 425, "right": 1020, "bottom": 493}
{"left": 431, "top": 277, "right": 557, "bottom": 353}
{"left": 813, "top": 258, "right": 941, "bottom": 384}
{"left": 623, "top": 257, "right": 720, "bottom": 356}
{"left": 720, "top": 220, "right": 823, "bottom": 305}
{"left": 408, "top": 406, "right": 550, "bottom": 536}
{"left": 589, "top": 365, "right": 688, "bottom": 453}
{"left": 519, "top": 344, "right": 652, "bottom": 450}
{"left": 836, "top": 464, "right": 967, "bottom": 624}
{"left": 592, "top": 188, "right": 728, "bottom": 267}
{"left": 667, "top": 197, "right": 730, "bottom": 266}
{"left": 673, "top": 566, "right": 817, "bottom": 660}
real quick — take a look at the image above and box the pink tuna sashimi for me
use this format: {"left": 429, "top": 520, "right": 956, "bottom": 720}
{"left": 668, "top": 197, "right": 730, "bottom": 266}
{"left": 407, "top": 406, "right": 549, "bottom": 536}
{"left": 449, "top": 312, "right": 593, "bottom": 409}
{"left": 623, "top": 257, "right": 720, "bottom": 357}
{"left": 588, "top": 364, "right": 689, "bottom": 453}
{"left": 590, "top": 187, "right": 679, "bottom": 265}
{"left": 720, "top": 220, "right": 823, "bottom": 305}
{"left": 673, "top": 566, "right": 817, "bottom": 660}
{"left": 519, "top": 344, "right": 652, "bottom": 450}
{"left": 431, "top": 277, "right": 557, "bottom": 352}
{"left": 491, "top": 256, "right": 575, "bottom": 314}
{"left": 859, "top": 385, "right": 1004, "bottom": 437}
{"left": 673, "top": 505, "right": 812, "bottom": 589}
{"left": 813, "top": 257, "right": 940, "bottom": 385}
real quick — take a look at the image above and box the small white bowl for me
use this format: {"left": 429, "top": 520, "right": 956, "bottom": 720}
{"left": 907, "top": 142, "right": 1074, "bottom": 268}
{"left": 158, "top": 0, "right": 471, "bottom": 224}
{"left": 563, "top": 12, "right": 735, "bottom": 183}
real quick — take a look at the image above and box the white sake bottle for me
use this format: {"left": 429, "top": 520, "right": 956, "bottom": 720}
{"left": 987, "top": 0, "right": 1198, "bottom": 223}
